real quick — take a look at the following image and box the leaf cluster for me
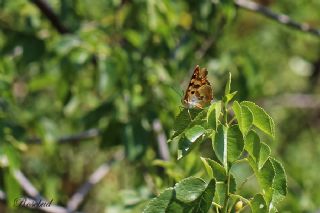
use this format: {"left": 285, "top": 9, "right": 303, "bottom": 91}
{"left": 145, "top": 74, "right": 287, "bottom": 213}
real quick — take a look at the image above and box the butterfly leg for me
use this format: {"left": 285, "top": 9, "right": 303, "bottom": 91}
{"left": 187, "top": 109, "right": 193, "bottom": 121}
{"left": 194, "top": 103, "right": 203, "bottom": 109}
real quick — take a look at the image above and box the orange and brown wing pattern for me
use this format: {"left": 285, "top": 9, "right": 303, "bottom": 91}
{"left": 183, "top": 65, "right": 213, "bottom": 108}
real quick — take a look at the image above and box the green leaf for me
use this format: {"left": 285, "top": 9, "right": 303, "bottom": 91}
{"left": 185, "top": 125, "right": 205, "bottom": 142}
{"left": 3, "top": 145, "right": 20, "bottom": 169}
{"left": 223, "top": 73, "right": 237, "bottom": 103}
{"left": 225, "top": 72, "right": 231, "bottom": 96}
{"left": 213, "top": 182, "right": 226, "bottom": 206}
{"left": 219, "top": 0, "right": 237, "bottom": 27}
{"left": 177, "top": 135, "right": 195, "bottom": 160}
{"left": 166, "top": 200, "right": 186, "bottom": 212}
{"left": 175, "top": 177, "right": 208, "bottom": 203}
{"left": 259, "top": 142, "right": 271, "bottom": 169}
{"left": 232, "top": 101, "right": 253, "bottom": 135}
{"left": 177, "top": 125, "right": 206, "bottom": 160}
{"left": 124, "top": 30, "right": 144, "bottom": 48}
{"left": 224, "top": 91, "right": 238, "bottom": 103}
{"left": 171, "top": 108, "right": 206, "bottom": 139}
{"left": 212, "top": 177, "right": 235, "bottom": 206}
{"left": 213, "top": 125, "right": 244, "bottom": 168}
{"left": 173, "top": 109, "right": 208, "bottom": 160}
{"left": 207, "top": 101, "right": 221, "bottom": 130}
{"left": 244, "top": 130, "right": 260, "bottom": 163}
{"left": 143, "top": 188, "right": 174, "bottom": 213}
{"left": 251, "top": 194, "right": 268, "bottom": 213}
{"left": 191, "top": 179, "right": 216, "bottom": 213}
{"left": 70, "top": 48, "right": 90, "bottom": 64}
{"left": 55, "top": 35, "right": 81, "bottom": 55}
{"left": 270, "top": 158, "right": 287, "bottom": 205}
{"left": 170, "top": 109, "right": 208, "bottom": 160}
{"left": 213, "top": 125, "right": 228, "bottom": 168}
{"left": 2, "top": 145, "right": 22, "bottom": 207}
{"left": 171, "top": 109, "right": 194, "bottom": 139}
{"left": 257, "top": 159, "right": 275, "bottom": 205}
{"left": 200, "top": 157, "right": 226, "bottom": 181}
{"left": 229, "top": 174, "right": 237, "bottom": 193}
{"left": 227, "top": 125, "right": 244, "bottom": 163}
{"left": 241, "top": 101, "right": 275, "bottom": 138}
{"left": 144, "top": 177, "right": 216, "bottom": 213}
{"left": 200, "top": 157, "right": 214, "bottom": 179}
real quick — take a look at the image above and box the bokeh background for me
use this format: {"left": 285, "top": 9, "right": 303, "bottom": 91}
{"left": 0, "top": 0, "right": 320, "bottom": 212}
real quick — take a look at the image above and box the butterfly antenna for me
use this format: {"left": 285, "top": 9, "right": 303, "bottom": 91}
{"left": 169, "top": 84, "right": 184, "bottom": 99}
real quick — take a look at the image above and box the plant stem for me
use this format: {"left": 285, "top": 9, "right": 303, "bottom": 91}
{"left": 227, "top": 116, "right": 236, "bottom": 126}
{"left": 212, "top": 201, "right": 222, "bottom": 209}
{"left": 229, "top": 193, "right": 251, "bottom": 205}
{"left": 222, "top": 172, "right": 231, "bottom": 213}
{"left": 223, "top": 102, "right": 228, "bottom": 127}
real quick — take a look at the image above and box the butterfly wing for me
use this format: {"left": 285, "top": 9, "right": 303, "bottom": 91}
{"left": 183, "top": 65, "right": 213, "bottom": 108}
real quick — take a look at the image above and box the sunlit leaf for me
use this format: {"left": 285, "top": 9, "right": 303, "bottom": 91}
{"left": 225, "top": 72, "right": 232, "bottom": 96}
{"left": 251, "top": 194, "right": 268, "bottom": 213}
{"left": 259, "top": 142, "right": 271, "bottom": 169}
{"left": 232, "top": 101, "right": 253, "bottom": 135}
{"left": 213, "top": 125, "right": 244, "bottom": 168}
{"left": 185, "top": 125, "right": 205, "bottom": 142}
{"left": 143, "top": 188, "right": 174, "bottom": 213}
{"left": 144, "top": 177, "right": 215, "bottom": 213}
{"left": 257, "top": 159, "right": 275, "bottom": 205}
{"left": 270, "top": 158, "right": 287, "bottom": 205}
{"left": 175, "top": 177, "right": 207, "bottom": 203}
{"left": 241, "top": 101, "right": 275, "bottom": 138}
{"left": 244, "top": 130, "right": 260, "bottom": 163}
{"left": 207, "top": 101, "right": 221, "bottom": 130}
{"left": 200, "top": 157, "right": 226, "bottom": 181}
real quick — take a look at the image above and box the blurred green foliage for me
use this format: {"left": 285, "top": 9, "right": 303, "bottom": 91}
{"left": 0, "top": 0, "right": 320, "bottom": 212}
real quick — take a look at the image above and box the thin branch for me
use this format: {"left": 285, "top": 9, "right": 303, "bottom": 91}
{"left": 152, "top": 119, "right": 170, "bottom": 161}
{"left": 19, "top": 197, "right": 73, "bottom": 213}
{"left": 30, "top": 0, "right": 99, "bottom": 66}
{"left": 195, "top": 16, "right": 227, "bottom": 59}
{"left": 2, "top": 137, "right": 123, "bottom": 213}
{"left": 234, "top": 0, "right": 320, "bottom": 37}
{"left": 12, "top": 169, "right": 80, "bottom": 213}
{"left": 13, "top": 170, "right": 43, "bottom": 200}
{"left": 27, "top": 128, "right": 101, "bottom": 144}
{"left": 195, "top": 37, "right": 215, "bottom": 59}
{"left": 1, "top": 195, "right": 74, "bottom": 213}
{"left": 0, "top": 157, "right": 72, "bottom": 212}
{"left": 30, "top": 0, "right": 70, "bottom": 34}
{"left": 58, "top": 128, "right": 100, "bottom": 143}
{"left": 66, "top": 150, "right": 124, "bottom": 212}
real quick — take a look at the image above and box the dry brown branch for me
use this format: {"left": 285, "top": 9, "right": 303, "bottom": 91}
{"left": 66, "top": 150, "right": 124, "bottom": 212}
{"left": 234, "top": 0, "right": 320, "bottom": 37}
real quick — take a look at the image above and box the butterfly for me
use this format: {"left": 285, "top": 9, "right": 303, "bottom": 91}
{"left": 182, "top": 65, "right": 213, "bottom": 109}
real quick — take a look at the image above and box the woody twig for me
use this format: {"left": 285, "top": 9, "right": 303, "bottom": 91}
{"left": 234, "top": 0, "right": 320, "bottom": 37}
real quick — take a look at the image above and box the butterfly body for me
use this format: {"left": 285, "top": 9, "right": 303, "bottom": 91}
{"left": 182, "top": 65, "right": 213, "bottom": 109}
